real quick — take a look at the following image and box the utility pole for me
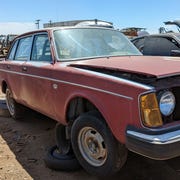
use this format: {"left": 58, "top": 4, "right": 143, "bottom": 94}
{"left": 35, "top": 19, "right": 41, "bottom": 29}
{"left": 49, "top": 20, "right": 52, "bottom": 27}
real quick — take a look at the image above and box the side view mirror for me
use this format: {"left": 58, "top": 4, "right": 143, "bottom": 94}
{"left": 171, "top": 49, "right": 180, "bottom": 56}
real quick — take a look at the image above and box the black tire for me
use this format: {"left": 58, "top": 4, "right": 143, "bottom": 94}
{"left": 44, "top": 145, "right": 81, "bottom": 171}
{"left": 0, "top": 99, "right": 10, "bottom": 117}
{"left": 6, "top": 88, "right": 26, "bottom": 120}
{"left": 55, "top": 123, "right": 72, "bottom": 154}
{"left": 71, "top": 112, "right": 127, "bottom": 176}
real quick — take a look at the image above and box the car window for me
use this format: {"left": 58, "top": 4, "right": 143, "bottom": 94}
{"left": 143, "top": 36, "right": 180, "bottom": 56}
{"left": 31, "top": 34, "right": 52, "bottom": 62}
{"left": 132, "top": 37, "right": 145, "bottom": 53}
{"left": 8, "top": 40, "right": 18, "bottom": 60}
{"left": 14, "top": 36, "right": 32, "bottom": 61}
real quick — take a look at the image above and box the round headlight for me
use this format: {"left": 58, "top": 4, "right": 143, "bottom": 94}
{"left": 159, "top": 91, "right": 176, "bottom": 116}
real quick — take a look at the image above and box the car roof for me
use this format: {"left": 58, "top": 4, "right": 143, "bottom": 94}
{"left": 14, "top": 26, "right": 117, "bottom": 40}
{"left": 131, "top": 32, "right": 180, "bottom": 42}
{"left": 147, "top": 32, "right": 180, "bottom": 37}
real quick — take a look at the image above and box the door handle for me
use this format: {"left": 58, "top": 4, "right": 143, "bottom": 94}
{"left": 22, "top": 66, "right": 27, "bottom": 71}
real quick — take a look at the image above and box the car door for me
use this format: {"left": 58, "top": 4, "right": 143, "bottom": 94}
{"left": 20, "top": 33, "right": 57, "bottom": 118}
{"left": 4, "top": 35, "right": 33, "bottom": 102}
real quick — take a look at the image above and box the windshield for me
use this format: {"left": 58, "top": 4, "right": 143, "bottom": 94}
{"left": 54, "top": 28, "right": 141, "bottom": 61}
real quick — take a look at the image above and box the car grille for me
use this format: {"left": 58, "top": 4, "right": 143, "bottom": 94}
{"left": 173, "top": 87, "right": 180, "bottom": 121}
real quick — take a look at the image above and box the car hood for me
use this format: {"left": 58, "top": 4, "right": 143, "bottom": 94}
{"left": 69, "top": 56, "right": 180, "bottom": 78}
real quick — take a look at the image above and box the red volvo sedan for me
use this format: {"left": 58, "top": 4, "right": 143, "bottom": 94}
{"left": 0, "top": 26, "right": 179, "bottom": 176}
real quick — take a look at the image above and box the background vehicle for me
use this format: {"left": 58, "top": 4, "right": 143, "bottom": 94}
{"left": 120, "top": 27, "right": 149, "bottom": 39}
{"left": 159, "top": 20, "right": 180, "bottom": 33}
{"left": 43, "top": 19, "right": 114, "bottom": 28}
{"left": 131, "top": 33, "right": 180, "bottom": 56}
{"left": 0, "top": 34, "right": 18, "bottom": 57}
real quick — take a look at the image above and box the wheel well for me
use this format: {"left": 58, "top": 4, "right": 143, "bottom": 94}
{"left": 1, "top": 81, "right": 7, "bottom": 94}
{"left": 66, "top": 97, "right": 98, "bottom": 123}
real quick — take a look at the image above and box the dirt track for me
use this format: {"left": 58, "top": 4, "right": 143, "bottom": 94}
{"left": 0, "top": 100, "right": 180, "bottom": 180}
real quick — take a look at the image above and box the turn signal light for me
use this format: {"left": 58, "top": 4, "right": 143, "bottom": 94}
{"left": 140, "top": 93, "right": 163, "bottom": 127}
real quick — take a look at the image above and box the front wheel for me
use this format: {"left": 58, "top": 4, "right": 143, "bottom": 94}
{"left": 6, "top": 88, "right": 26, "bottom": 120}
{"left": 71, "top": 112, "right": 127, "bottom": 176}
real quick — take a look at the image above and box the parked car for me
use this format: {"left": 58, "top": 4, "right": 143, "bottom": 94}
{"left": 162, "top": 20, "right": 180, "bottom": 33}
{"left": 120, "top": 27, "right": 149, "bottom": 39}
{"left": 0, "top": 26, "right": 179, "bottom": 176}
{"left": 131, "top": 33, "right": 180, "bottom": 56}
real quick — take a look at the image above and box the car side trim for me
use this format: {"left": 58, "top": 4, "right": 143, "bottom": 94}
{"left": 0, "top": 69, "right": 133, "bottom": 100}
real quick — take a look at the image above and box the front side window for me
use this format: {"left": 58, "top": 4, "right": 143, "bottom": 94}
{"left": 15, "top": 36, "right": 32, "bottom": 61}
{"left": 54, "top": 28, "right": 141, "bottom": 61}
{"left": 31, "top": 34, "right": 52, "bottom": 62}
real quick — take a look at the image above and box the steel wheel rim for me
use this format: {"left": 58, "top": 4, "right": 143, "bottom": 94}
{"left": 6, "top": 89, "right": 15, "bottom": 115}
{"left": 78, "top": 126, "right": 107, "bottom": 167}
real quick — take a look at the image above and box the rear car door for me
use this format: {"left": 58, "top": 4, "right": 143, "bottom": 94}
{"left": 4, "top": 35, "right": 33, "bottom": 102}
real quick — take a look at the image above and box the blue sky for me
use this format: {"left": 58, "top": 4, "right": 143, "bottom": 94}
{"left": 0, "top": 0, "right": 179, "bottom": 34}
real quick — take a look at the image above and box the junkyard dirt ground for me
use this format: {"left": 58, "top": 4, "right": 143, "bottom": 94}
{"left": 0, "top": 99, "right": 179, "bottom": 180}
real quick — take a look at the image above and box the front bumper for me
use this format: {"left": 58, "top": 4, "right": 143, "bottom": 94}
{"left": 126, "top": 125, "right": 180, "bottom": 160}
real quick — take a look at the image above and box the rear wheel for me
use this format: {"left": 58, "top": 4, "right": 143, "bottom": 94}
{"left": 6, "top": 88, "right": 26, "bottom": 120}
{"left": 71, "top": 112, "right": 127, "bottom": 176}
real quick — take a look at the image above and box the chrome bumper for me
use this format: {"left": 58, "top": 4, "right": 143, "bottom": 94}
{"left": 126, "top": 125, "right": 180, "bottom": 160}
